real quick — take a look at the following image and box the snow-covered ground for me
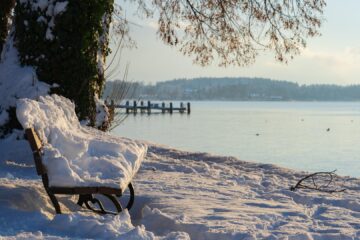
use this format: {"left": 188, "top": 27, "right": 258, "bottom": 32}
{"left": 1, "top": 134, "right": 360, "bottom": 239}
{"left": 135, "top": 145, "right": 360, "bottom": 239}
{"left": 1, "top": 32, "right": 360, "bottom": 239}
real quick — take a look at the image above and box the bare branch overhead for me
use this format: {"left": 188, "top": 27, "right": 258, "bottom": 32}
{"left": 126, "top": 0, "right": 326, "bottom": 66}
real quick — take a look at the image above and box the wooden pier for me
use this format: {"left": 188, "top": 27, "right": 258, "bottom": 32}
{"left": 111, "top": 101, "right": 191, "bottom": 114}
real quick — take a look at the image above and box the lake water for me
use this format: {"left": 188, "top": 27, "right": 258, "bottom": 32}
{"left": 112, "top": 101, "right": 360, "bottom": 177}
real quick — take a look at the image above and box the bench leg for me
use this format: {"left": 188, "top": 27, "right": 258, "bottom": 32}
{"left": 115, "top": 182, "right": 135, "bottom": 210}
{"left": 42, "top": 175, "right": 61, "bottom": 214}
{"left": 75, "top": 183, "right": 135, "bottom": 214}
{"left": 77, "top": 194, "right": 121, "bottom": 215}
{"left": 103, "top": 194, "right": 123, "bottom": 213}
{"left": 125, "top": 182, "right": 135, "bottom": 210}
{"left": 47, "top": 190, "right": 61, "bottom": 214}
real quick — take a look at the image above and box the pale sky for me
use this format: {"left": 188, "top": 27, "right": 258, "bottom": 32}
{"left": 111, "top": 0, "right": 360, "bottom": 85}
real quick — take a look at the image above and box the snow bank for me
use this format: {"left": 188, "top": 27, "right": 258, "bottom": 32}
{"left": 1, "top": 134, "right": 360, "bottom": 239}
{"left": 132, "top": 144, "right": 360, "bottom": 240}
{"left": 16, "top": 94, "right": 147, "bottom": 190}
{"left": 0, "top": 38, "right": 50, "bottom": 123}
{"left": 0, "top": 177, "right": 188, "bottom": 239}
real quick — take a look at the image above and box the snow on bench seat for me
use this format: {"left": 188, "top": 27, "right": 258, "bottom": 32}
{"left": 16, "top": 95, "right": 147, "bottom": 191}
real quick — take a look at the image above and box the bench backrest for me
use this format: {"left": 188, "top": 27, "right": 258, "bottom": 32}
{"left": 25, "top": 128, "right": 46, "bottom": 176}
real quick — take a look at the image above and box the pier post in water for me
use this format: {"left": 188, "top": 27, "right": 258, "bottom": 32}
{"left": 140, "top": 101, "right": 144, "bottom": 113}
{"left": 180, "top": 102, "right": 184, "bottom": 113}
{"left": 147, "top": 100, "right": 151, "bottom": 114}
{"left": 170, "top": 102, "right": 173, "bottom": 114}
{"left": 133, "top": 100, "right": 137, "bottom": 114}
{"left": 126, "top": 101, "right": 129, "bottom": 114}
{"left": 162, "top": 102, "right": 165, "bottom": 113}
{"left": 187, "top": 102, "right": 191, "bottom": 114}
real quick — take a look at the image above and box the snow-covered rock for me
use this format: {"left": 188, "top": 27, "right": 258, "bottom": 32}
{"left": 16, "top": 94, "right": 147, "bottom": 190}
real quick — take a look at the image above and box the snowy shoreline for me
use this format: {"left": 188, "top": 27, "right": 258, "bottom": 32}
{"left": 1, "top": 136, "right": 360, "bottom": 239}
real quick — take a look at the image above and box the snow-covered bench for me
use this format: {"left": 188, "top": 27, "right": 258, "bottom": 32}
{"left": 16, "top": 95, "right": 147, "bottom": 214}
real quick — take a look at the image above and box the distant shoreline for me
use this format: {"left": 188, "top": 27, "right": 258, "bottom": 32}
{"left": 128, "top": 99, "right": 360, "bottom": 102}
{"left": 104, "top": 77, "right": 360, "bottom": 102}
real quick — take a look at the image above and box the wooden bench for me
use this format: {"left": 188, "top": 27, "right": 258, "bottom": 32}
{"left": 25, "top": 127, "right": 135, "bottom": 215}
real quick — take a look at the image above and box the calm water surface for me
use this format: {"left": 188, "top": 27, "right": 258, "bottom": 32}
{"left": 112, "top": 101, "right": 360, "bottom": 177}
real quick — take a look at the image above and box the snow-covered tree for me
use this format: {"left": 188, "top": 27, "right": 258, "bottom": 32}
{"left": 13, "top": 0, "right": 113, "bottom": 123}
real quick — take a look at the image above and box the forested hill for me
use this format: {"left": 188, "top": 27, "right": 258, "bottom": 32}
{"left": 103, "top": 77, "right": 360, "bottom": 101}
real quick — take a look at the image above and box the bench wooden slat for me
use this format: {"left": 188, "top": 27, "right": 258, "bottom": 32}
{"left": 49, "top": 187, "right": 122, "bottom": 195}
